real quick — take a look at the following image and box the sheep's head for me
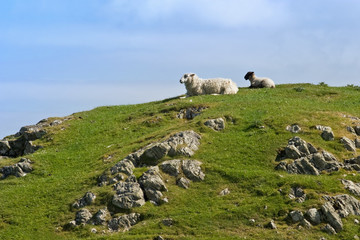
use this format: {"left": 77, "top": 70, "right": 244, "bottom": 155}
{"left": 244, "top": 71, "right": 254, "bottom": 80}
{"left": 180, "top": 73, "right": 196, "bottom": 84}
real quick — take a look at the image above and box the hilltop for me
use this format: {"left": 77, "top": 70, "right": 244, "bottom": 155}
{"left": 1, "top": 83, "right": 360, "bottom": 240}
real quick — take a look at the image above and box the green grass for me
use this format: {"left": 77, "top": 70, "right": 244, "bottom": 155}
{"left": 1, "top": 84, "right": 360, "bottom": 239}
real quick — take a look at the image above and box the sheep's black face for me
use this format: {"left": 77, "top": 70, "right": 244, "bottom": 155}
{"left": 244, "top": 71, "right": 254, "bottom": 80}
{"left": 180, "top": 73, "right": 194, "bottom": 84}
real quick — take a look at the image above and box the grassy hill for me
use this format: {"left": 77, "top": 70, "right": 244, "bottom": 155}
{"left": 1, "top": 83, "right": 360, "bottom": 240}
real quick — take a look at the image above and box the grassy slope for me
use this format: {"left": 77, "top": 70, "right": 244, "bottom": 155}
{"left": 1, "top": 84, "right": 360, "bottom": 239}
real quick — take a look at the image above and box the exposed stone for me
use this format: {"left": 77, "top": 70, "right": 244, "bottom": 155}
{"left": 315, "top": 125, "right": 326, "bottom": 131}
{"left": 289, "top": 210, "right": 304, "bottom": 223}
{"left": 0, "top": 158, "right": 33, "bottom": 179}
{"left": 321, "top": 127, "right": 335, "bottom": 141}
{"left": 139, "top": 167, "right": 167, "bottom": 205}
{"left": 305, "top": 208, "right": 321, "bottom": 225}
{"left": 266, "top": 220, "right": 277, "bottom": 229}
{"left": 347, "top": 126, "right": 356, "bottom": 134}
{"left": 0, "top": 141, "right": 11, "bottom": 155}
{"left": 341, "top": 137, "right": 356, "bottom": 152}
{"left": 355, "top": 126, "right": 360, "bottom": 136}
{"left": 182, "top": 160, "right": 205, "bottom": 181}
{"left": 356, "top": 138, "right": 360, "bottom": 148}
{"left": 342, "top": 179, "right": 360, "bottom": 197}
{"left": 219, "top": 188, "right": 230, "bottom": 196}
{"left": 92, "top": 208, "right": 110, "bottom": 225}
{"left": 162, "top": 218, "right": 173, "bottom": 226}
{"left": 301, "top": 219, "right": 312, "bottom": 229}
{"left": 323, "top": 194, "right": 360, "bottom": 218}
{"left": 289, "top": 187, "right": 306, "bottom": 203}
{"left": 72, "top": 192, "right": 96, "bottom": 209}
{"left": 112, "top": 182, "right": 145, "bottom": 209}
{"left": 177, "top": 106, "right": 207, "bottom": 119}
{"left": 126, "top": 174, "right": 137, "bottom": 183}
{"left": 355, "top": 219, "right": 360, "bottom": 224}
{"left": 110, "top": 159, "right": 135, "bottom": 176}
{"left": 321, "top": 202, "right": 343, "bottom": 232}
{"left": 154, "top": 236, "right": 165, "bottom": 240}
{"left": 108, "top": 213, "right": 141, "bottom": 232}
{"left": 204, "top": 118, "right": 225, "bottom": 131}
{"left": 159, "top": 160, "right": 182, "bottom": 176}
{"left": 75, "top": 209, "right": 93, "bottom": 225}
{"left": 286, "top": 124, "right": 301, "bottom": 133}
{"left": 322, "top": 224, "right": 336, "bottom": 235}
{"left": 344, "top": 156, "right": 360, "bottom": 171}
{"left": 176, "top": 177, "right": 190, "bottom": 189}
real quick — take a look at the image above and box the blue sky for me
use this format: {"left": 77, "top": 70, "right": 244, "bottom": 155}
{"left": 1, "top": 0, "right": 360, "bottom": 138}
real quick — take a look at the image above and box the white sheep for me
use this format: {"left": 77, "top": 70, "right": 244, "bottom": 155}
{"left": 179, "top": 73, "right": 238, "bottom": 96}
{"left": 244, "top": 71, "right": 275, "bottom": 88}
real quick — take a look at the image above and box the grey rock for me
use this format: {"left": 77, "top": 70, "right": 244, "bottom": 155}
{"left": 219, "top": 188, "right": 230, "bottom": 196}
{"left": 301, "top": 219, "right": 312, "bottom": 228}
{"left": 356, "top": 138, "right": 360, "bottom": 148}
{"left": 0, "top": 141, "right": 11, "bottom": 155}
{"left": 23, "top": 141, "right": 42, "bottom": 155}
{"left": 286, "top": 124, "right": 301, "bottom": 133}
{"left": 177, "top": 106, "right": 207, "bottom": 119}
{"left": 75, "top": 209, "right": 93, "bottom": 225}
{"left": 347, "top": 126, "right": 356, "bottom": 134}
{"left": 18, "top": 125, "right": 46, "bottom": 141}
{"left": 284, "top": 145, "right": 302, "bottom": 159}
{"left": 322, "top": 224, "right": 337, "bottom": 235}
{"left": 159, "top": 160, "right": 182, "bottom": 176}
{"left": 344, "top": 156, "right": 360, "bottom": 171}
{"left": 0, "top": 158, "right": 33, "bottom": 179}
{"left": 204, "top": 118, "right": 225, "bottom": 131}
{"left": 266, "top": 220, "right": 277, "bottom": 229}
{"left": 355, "top": 126, "right": 360, "bottom": 136}
{"left": 50, "top": 119, "right": 63, "bottom": 126}
{"left": 305, "top": 208, "right": 321, "bottom": 225}
{"left": 72, "top": 192, "right": 96, "bottom": 209}
{"left": 176, "top": 177, "right": 190, "bottom": 189}
{"left": 355, "top": 219, "right": 360, "bottom": 224}
{"left": 110, "top": 159, "right": 135, "bottom": 176}
{"left": 112, "top": 182, "right": 145, "bottom": 209}
{"left": 321, "top": 127, "right": 334, "bottom": 141}
{"left": 162, "top": 218, "right": 173, "bottom": 226}
{"left": 125, "top": 174, "right": 137, "bottom": 183}
{"left": 341, "top": 137, "right": 356, "bottom": 152}
{"left": 92, "top": 208, "right": 110, "bottom": 225}
{"left": 289, "top": 187, "right": 306, "bottom": 203}
{"left": 154, "top": 236, "right": 165, "bottom": 240}
{"left": 321, "top": 202, "right": 343, "bottom": 232}
{"left": 139, "top": 167, "right": 167, "bottom": 204}
{"left": 342, "top": 179, "right": 360, "bottom": 197}
{"left": 68, "top": 220, "right": 77, "bottom": 228}
{"left": 108, "top": 213, "right": 141, "bottom": 232}
{"left": 324, "top": 194, "right": 360, "bottom": 218}
{"left": 289, "top": 210, "right": 304, "bottom": 223}
{"left": 315, "top": 125, "right": 326, "bottom": 131}
{"left": 182, "top": 160, "right": 205, "bottom": 181}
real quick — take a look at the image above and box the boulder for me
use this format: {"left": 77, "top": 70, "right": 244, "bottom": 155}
{"left": 75, "top": 209, "right": 92, "bottom": 225}
{"left": 321, "top": 202, "right": 343, "bottom": 232}
{"left": 356, "top": 138, "right": 360, "bottom": 148}
{"left": 219, "top": 188, "right": 230, "bottom": 196}
{"left": 321, "top": 127, "right": 334, "bottom": 141}
{"left": 72, "top": 192, "right": 96, "bottom": 209}
{"left": 177, "top": 106, "right": 207, "bottom": 119}
{"left": 289, "top": 210, "right": 304, "bottom": 223}
{"left": 0, "top": 141, "right": 11, "bottom": 155}
{"left": 342, "top": 179, "right": 360, "bottom": 197}
{"left": 322, "top": 224, "right": 337, "bottom": 235}
{"left": 341, "top": 137, "right": 356, "bottom": 152}
{"left": 110, "top": 159, "right": 135, "bottom": 176}
{"left": 108, "top": 213, "right": 141, "bottom": 232}
{"left": 204, "top": 118, "right": 225, "bottom": 131}
{"left": 0, "top": 158, "right": 33, "bottom": 179}
{"left": 176, "top": 177, "right": 190, "bottom": 189}
{"left": 289, "top": 187, "right": 306, "bottom": 203}
{"left": 159, "top": 160, "right": 182, "bottom": 176}
{"left": 305, "top": 208, "right": 321, "bottom": 225}
{"left": 162, "top": 218, "right": 174, "bottom": 226}
{"left": 182, "top": 160, "right": 205, "bottom": 181}
{"left": 138, "top": 167, "right": 167, "bottom": 204}
{"left": 92, "top": 208, "right": 110, "bottom": 225}
{"left": 347, "top": 126, "right": 356, "bottom": 134}
{"left": 112, "top": 182, "right": 145, "bottom": 209}
{"left": 286, "top": 124, "right": 301, "bottom": 133}
{"left": 266, "top": 220, "right": 277, "bottom": 229}
{"left": 344, "top": 156, "right": 360, "bottom": 171}
{"left": 355, "top": 126, "right": 360, "bottom": 136}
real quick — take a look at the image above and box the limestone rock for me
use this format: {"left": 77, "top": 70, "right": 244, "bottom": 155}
{"left": 159, "top": 160, "right": 182, "bottom": 176}
{"left": 162, "top": 218, "right": 174, "bottom": 226}
{"left": 321, "top": 127, "right": 335, "bottom": 141}
{"left": 305, "top": 208, "right": 321, "bottom": 225}
{"left": 347, "top": 126, "right": 356, "bottom": 134}
{"left": 289, "top": 187, "right": 306, "bottom": 203}
{"left": 355, "top": 126, "right": 360, "bottom": 136}
{"left": 204, "top": 118, "right": 225, "bottom": 131}
{"left": 110, "top": 159, "right": 135, "bottom": 176}
{"left": 289, "top": 210, "right": 304, "bottom": 223}
{"left": 182, "top": 160, "right": 205, "bottom": 181}
{"left": 75, "top": 209, "right": 92, "bottom": 225}
{"left": 92, "top": 208, "right": 110, "bottom": 225}
{"left": 286, "top": 124, "right": 301, "bottom": 133}
{"left": 112, "top": 182, "right": 145, "bottom": 209}
{"left": 139, "top": 167, "right": 167, "bottom": 204}
{"left": 72, "top": 192, "right": 96, "bottom": 209}
{"left": 176, "top": 177, "right": 190, "bottom": 189}
{"left": 356, "top": 138, "right": 360, "bottom": 148}
{"left": 321, "top": 202, "right": 343, "bottom": 232}
{"left": 266, "top": 220, "right": 277, "bottom": 229}
{"left": 342, "top": 179, "right": 360, "bottom": 197}
{"left": 322, "top": 224, "right": 337, "bottom": 235}
{"left": 0, "top": 141, "right": 11, "bottom": 155}
{"left": 177, "top": 107, "right": 207, "bottom": 119}
{"left": 0, "top": 158, "right": 33, "bottom": 179}
{"left": 108, "top": 213, "right": 141, "bottom": 232}
{"left": 324, "top": 194, "right": 360, "bottom": 218}
{"left": 341, "top": 137, "right": 356, "bottom": 152}
{"left": 219, "top": 188, "right": 230, "bottom": 196}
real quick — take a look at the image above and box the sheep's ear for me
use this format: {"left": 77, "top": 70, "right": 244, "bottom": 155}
{"left": 190, "top": 73, "right": 195, "bottom": 77}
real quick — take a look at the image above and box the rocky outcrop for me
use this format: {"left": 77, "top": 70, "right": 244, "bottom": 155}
{"left": 176, "top": 177, "right": 190, "bottom": 189}
{"left": 275, "top": 137, "right": 342, "bottom": 175}
{"left": 321, "top": 127, "right": 335, "bottom": 141}
{"left": 75, "top": 209, "right": 93, "bottom": 225}
{"left": 92, "top": 208, "right": 110, "bottom": 225}
{"left": 341, "top": 137, "right": 356, "bottom": 152}
{"left": 108, "top": 213, "right": 141, "bottom": 232}
{"left": 72, "top": 192, "right": 96, "bottom": 209}
{"left": 219, "top": 188, "right": 230, "bottom": 196}
{"left": 159, "top": 160, "right": 182, "bottom": 176}
{"left": 286, "top": 124, "right": 301, "bottom": 133}
{"left": 344, "top": 156, "right": 360, "bottom": 171}
{"left": 342, "top": 179, "right": 360, "bottom": 197}
{"left": 0, "top": 158, "right": 33, "bottom": 179}
{"left": 182, "top": 160, "right": 205, "bottom": 181}
{"left": 305, "top": 208, "right": 321, "bottom": 225}
{"left": 177, "top": 106, "right": 207, "bottom": 119}
{"left": 204, "top": 118, "right": 225, "bottom": 131}
{"left": 112, "top": 182, "right": 145, "bottom": 209}
{"left": 138, "top": 167, "right": 167, "bottom": 205}
{"left": 288, "top": 187, "right": 306, "bottom": 203}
